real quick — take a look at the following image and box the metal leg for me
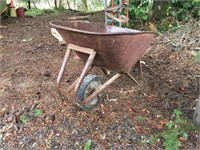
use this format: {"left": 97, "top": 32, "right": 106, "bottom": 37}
{"left": 56, "top": 43, "right": 96, "bottom": 97}
{"left": 66, "top": 77, "right": 79, "bottom": 93}
{"left": 127, "top": 73, "right": 141, "bottom": 88}
{"left": 79, "top": 73, "right": 121, "bottom": 106}
{"left": 102, "top": 68, "right": 111, "bottom": 75}
{"left": 57, "top": 48, "right": 72, "bottom": 92}
{"left": 127, "top": 73, "right": 147, "bottom": 97}
{"left": 136, "top": 60, "right": 143, "bottom": 78}
{"left": 67, "top": 66, "right": 93, "bottom": 94}
{"left": 74, "top": 50, "right": 96, "bottom": 94}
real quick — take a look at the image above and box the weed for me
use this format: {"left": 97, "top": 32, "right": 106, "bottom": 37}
{"left": 22, "top": 37, "right": 33, "bottom": 42}
{"left": 0, "top": 36, "right": 4, "bottom": 41}
{"left": 150, "top": 109, "right": 198, "bottom": 150}
{"left": 25, "top": 8, "right": 64, "bottom": 16}
{"left": 136, "top": 116, "right": 146, "bottom": 122}
{"left": 72, "top": 59, "right": 79, "bottom": 63}
{"left": 84, "top": 139, "right": 92, "bottom": 150}
{"left": 25, "top": 9, "right": 44, "bottom": 16}
{"left": 140, "top": 136, "right": 150, "bottom": 144}
{"left": 20, "top": 114, "right": 28, "bottom": 124}
{"left": 195, "top": 51, "right": 200, "bottom": 64}
{"left": 33, "top": 108, "right": 43, "bottom": 116}
{"left": 46, "top": 134, "right": 54, "bottom": 148}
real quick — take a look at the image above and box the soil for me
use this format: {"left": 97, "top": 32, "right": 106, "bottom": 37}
{"left": 0, "top": 10, "right": 199, "bottom": 149}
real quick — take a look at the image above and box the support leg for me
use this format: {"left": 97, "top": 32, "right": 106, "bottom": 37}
{"left": 74, "top": 50, "right": 96, "bottom": 94}
{"left": 79, "top": 73, "right": 121, "bottom": 106}
{"left": 136, "top": 60, "right": 143, "bottom": 78}
{"left": 102, "top": 68, "right": 111, "bottom": 75}
{"left": 67, "top": 66, "right": 93, "bottom": 94}
{"left": 127, "top": 73, "right": 141, "bottom": 88}
{"left": 127, "top": 73, "right": 147, "bottom": 96}
{"left": 57, "top": 48, "right": 72, "bottom": 92}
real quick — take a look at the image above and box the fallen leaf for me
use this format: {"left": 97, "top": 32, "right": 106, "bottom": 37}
{"left": 179, "top": 136, "right": 185, "bottom": 142}
{"left": 142, "top": 108, "right": 150, "bottom": 114}
{"left": 156, "top": 114, "right": 161, "bottom": 118}
{"left": 129, "top": 107, "right": 137, "bottom": 113}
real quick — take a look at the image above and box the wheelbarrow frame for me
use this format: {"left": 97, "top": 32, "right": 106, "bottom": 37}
{"left": 50, "top": 21, "right": 154, "bottom": 109}
{"left": 56, "top": 42, "right": 142, "bottom": 107}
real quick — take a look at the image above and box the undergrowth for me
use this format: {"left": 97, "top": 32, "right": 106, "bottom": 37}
{"left": 195, "top": 51, "right": 200, "bottom": 63}
{"left": 128, "top": 0, "right": 200, "bottom": 31}
{"left": 25, "top": 8, "right": 66, "bottom": 16}
{"left": 150, "top": 109, "right": 199, "bottom": 150}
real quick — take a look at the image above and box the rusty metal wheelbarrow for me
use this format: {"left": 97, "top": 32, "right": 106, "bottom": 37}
{"left": 50, "top": 21, "right": 155, "bottom": 110}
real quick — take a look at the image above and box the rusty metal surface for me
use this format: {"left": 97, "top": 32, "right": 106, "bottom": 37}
{"left": 50, "top": 21, "right": 155, "bottom": 73}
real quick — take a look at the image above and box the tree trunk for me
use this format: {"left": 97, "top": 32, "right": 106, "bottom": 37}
{"left": 28, "top": 0, "right": 31, "bottom": 9}
{"left": 82, "top": 0, "right": 88, "bottom": 10}
{"left": 66, "top": 0, "right": 71, "bottom": 9}
{"left": 32, "top": 0, "right": 38, "bottom": 9}
{"left": 74, "top": 0, "right": 76, "bottom": 10}
{"left": 46, "top": 0, "right": 51, "bottom": 9}
{"left": 59, "top": 0, "right": 62, "bottom": 8}
{"left": 194, "top": 77, "right": 200, "bottom": 127}
{"left": 54, "top": 0, "right": 57, "bottom": 9}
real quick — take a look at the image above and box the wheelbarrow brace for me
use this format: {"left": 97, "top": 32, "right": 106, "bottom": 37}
{"left": 57, "top": 43, "right": 142, "bottom": 107}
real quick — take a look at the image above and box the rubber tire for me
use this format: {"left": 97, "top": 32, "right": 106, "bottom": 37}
{"left": 76, "top": 74, "right": 102, "bottom": 110}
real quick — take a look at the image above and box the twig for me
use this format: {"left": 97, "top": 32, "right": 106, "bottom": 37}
{"left": 156, "top": 19, "right": 200, "bottom": 51}
{"left": 66, "top": 15, "right": 90, "bottom": 20}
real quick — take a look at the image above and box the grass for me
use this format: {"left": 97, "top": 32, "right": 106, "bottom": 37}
{"left": 25, "top": 8, "right": 66, "bottom": 17}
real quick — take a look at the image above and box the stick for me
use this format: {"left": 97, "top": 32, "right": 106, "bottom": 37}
{"left": 66, "top": 15, "right": 90, "bottom": 20}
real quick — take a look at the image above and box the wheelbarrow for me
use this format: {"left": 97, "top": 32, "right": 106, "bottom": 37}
{"left": 50, "top": 20, "right": 155, "bottom": 110}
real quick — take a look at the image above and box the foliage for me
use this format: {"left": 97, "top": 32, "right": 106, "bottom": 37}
{"left": 136, "top": 116, "right": 146, "bottom": 122}
{"left": 128, "top": 0, "right": 200, "bottom": 31}
{"left": 25, "top": 8, "right": 63, "bottom": 16}
{"left": 195, "top": 51, "right": 200, "bottom": 63}
{"left": 33, "top": 108, "right": 43, "bottom": 116}
{"left": 20, "top": 114, "right": 28, "bottom": 124}
{"left": 150, "top": 109, "right": 198, "bottom": 150}
{"left": 129, "top": 0, "right": 154, "bottom": 21}
{"left": 25, "top": 9, "right": 44, "bottom": 16}
{"left": 75, "top": 0, "right": 104, "bottom": 11}
{"left": 84, "top": 139, "right": 92, "bottom": 150}
{"left": 22, "top": 37, "right": 33, "bottom": 42}
{"left": 19, "top": 0, "right": 104, "bottom": 12}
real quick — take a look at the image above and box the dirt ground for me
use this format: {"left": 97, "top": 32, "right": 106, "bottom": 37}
{"left": 0, "top": 11, "right": 199, "bottom": 149}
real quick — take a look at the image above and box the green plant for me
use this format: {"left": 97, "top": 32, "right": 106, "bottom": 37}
{"left": 25, "top": 8, "right": 63, "bottom": 16}
{"left": 84, "top": 139, "right": 92, "bottom": 150}
{"left": 150, "top": 109, "right": 198, "bottom": 150}
{"left": 0, "top": 36, "right": 4, "bottom": 41}
{"left": 129, "top": 0, "right": 154, "bottom": 21}
{"left": 33, "top": 108, "right": 43, "bottom": 116}
{"left": 20, "top": 114, "right": 28, "bottom": 124}
{"left": 195, "top": 51, "right": 200, "bottom": 64}
{"left": 136, "top": 116, "right": 146, "bottom": 122}
{"left": 25, "top": 9, "right": 44, "bottom": 16}
{"left": 128, "top": 0, "right": 200, "bottom": 31}
{"left": 158, "top": 0, "right": 200, "bottom": 31}
{"left": 22, "top": 37, "right": 33, "bottom": 42}
{"left": 46, "top": 135, "right": 54, "bottom": 148}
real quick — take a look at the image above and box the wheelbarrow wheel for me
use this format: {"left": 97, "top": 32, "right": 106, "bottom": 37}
{"left": 76, "top": 74, "right": 102, "bottom": 110}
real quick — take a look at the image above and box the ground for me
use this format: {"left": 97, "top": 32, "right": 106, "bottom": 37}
{"left": 0, "top": 11, "right": 199, "bottom": 149}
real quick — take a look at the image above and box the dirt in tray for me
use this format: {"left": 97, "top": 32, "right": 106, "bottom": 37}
{"left": 0, "top": 10, "right": 199, "bottom": 149}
